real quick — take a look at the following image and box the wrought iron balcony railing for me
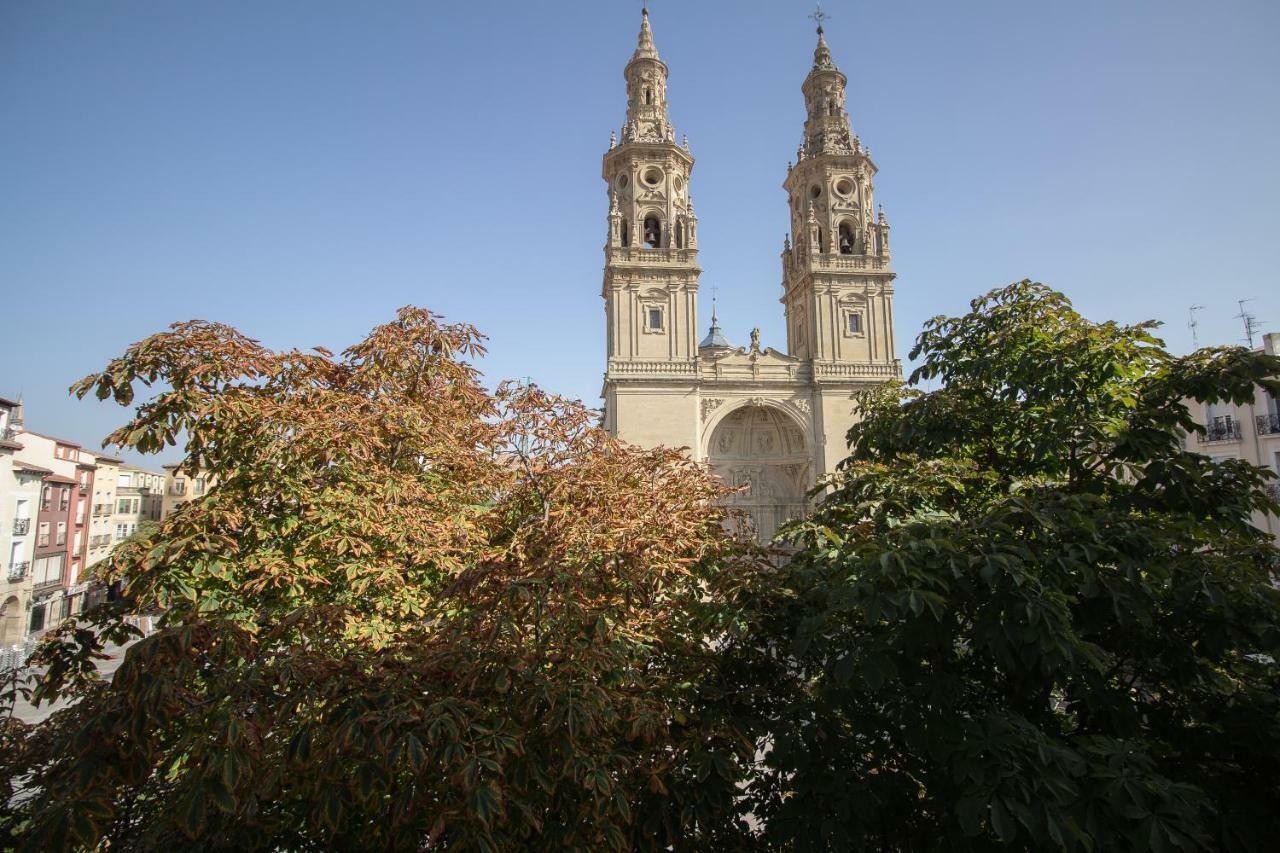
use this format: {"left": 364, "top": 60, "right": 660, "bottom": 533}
{"left": 1257, "top": 414, "right": 1280, "bottom": 436}
{"left": 7, "top": 561, "right": 29, "bottom": 582}
{"left": 1199, "top": 419, "right": 1243, "bottom": 443}
{"left": 12, "top": 518, "right": 30, "bottom": 536}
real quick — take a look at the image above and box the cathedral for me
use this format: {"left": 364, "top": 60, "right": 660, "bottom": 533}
{"left": 600, "top": 10, "right": 901, "bottom": 540}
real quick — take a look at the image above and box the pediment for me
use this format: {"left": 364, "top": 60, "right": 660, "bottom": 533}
{"left": 701, "top": 346, "right": 801, "bottom": 368}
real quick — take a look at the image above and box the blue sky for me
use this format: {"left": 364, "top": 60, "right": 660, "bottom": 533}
{"left": 3, "top": 0, "right": 1278, "bottom": 465}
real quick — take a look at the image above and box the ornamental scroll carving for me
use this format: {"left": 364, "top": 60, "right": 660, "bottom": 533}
{"left": 700, "top": 397, "right": 724, "bottom": 421}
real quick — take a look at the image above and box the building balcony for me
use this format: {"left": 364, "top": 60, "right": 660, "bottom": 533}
{"left": 1199, "top": 420, "right": 1243, "bottom": 443}
{"left": 78, "top": 484, "right": 88, "bottom": 495}
{"left": 32, "top": 577, "right": 63, "bottom": 594}
{"left": 605, "top": 246, "right": 699, "bottom": 266}
{"left": 7, "top": 561, "right": 29, "bottom": 582}
{"left": 12, "top": 518, "right": 30, "bottom": 536}
{"left": 1258, "top": 414, "right": 1280, "bottom": 437}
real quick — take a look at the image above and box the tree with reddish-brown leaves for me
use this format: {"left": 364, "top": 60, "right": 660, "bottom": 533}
{"left": 0, "top": 308, "right": 770, "bottom": 852}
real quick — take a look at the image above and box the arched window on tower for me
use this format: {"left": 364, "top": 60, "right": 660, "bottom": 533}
{"left": 644, "top": 88, "right": 652, "bottom": 105}
{"left": 828, "top": 100, "right": 836, "bottom": 116}
{"left": 675, "top": 217, "right": 685, "bottom": 249}
{"left": 838, "top": 221, "right": 856, "bottom": 255}
{"left": 620, "top": 218, "right": 630, "bottom": 248}
{"left": 643, "top": 215, "right": 662, "bottom": 249}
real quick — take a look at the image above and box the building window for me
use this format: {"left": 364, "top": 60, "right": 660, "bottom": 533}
{"left": 59, "top": 488, "right": 69, "bottom": 511}
{"left": 55, "top": 522, "right": 66, "bottom": 546}
{"left": 29, "top": 603, "right": 45, "bottom": 634}
{"left": 647, "top": 308, "right": 664, "bottom": 332}
{"left": 37, "top": 522, "right": 50, "bottom": 547}
{"left": 194, "top": 478, "right": 206, "bottom": 496}
{"left": 115, "top": 524, "right": 128, "bottom": 541}
{"left": 42, "top": 486, "right": 51, "bottom": 511}
{"left": 845, "top": 312, "right": 863, "bottom": 335}
{"left": 117, "top": 498, "right": 130, "bottom": 513}
{"left": 33, "top": 554, "right": 64, "bottom": 586}
{"left": 173, "top": 479, "right": 187, "bottom": 496}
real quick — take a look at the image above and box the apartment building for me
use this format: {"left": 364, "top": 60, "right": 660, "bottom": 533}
{"left": 1, "top": 397, "right": 42, "bottom": 645}
{"left": 162, "top": 464, "right": 213, "bottom": 517}
{"left": 1187, "top": 331, "right": 1280, "bottom": 543}
{"left": 113, "top": 464, "right": 164, "bottom": 546}
{"left": 0, "top": 396, "right": 170, "bottom": 647}
{"left": 20, "top": 432, "right": 95, "bottom": 633}
{"left": 87, "top": 456, "right": 120, "bottom": 571}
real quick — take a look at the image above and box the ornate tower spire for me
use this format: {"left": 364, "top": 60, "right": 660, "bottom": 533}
{"left": 800, "top": 21, "right": 857, "bottom": 158}
{"left": 622, "top": 8, "right": 674, "bottom": 143}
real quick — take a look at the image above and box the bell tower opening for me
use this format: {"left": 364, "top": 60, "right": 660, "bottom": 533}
{"left": 707, "top": 405, "right": 810, "bottom": 542}
{"left": 838, "top": 220, "right": 856, "bottom": 254}
{"left": 643, "top": 215, "right": 662, "bottom": 248}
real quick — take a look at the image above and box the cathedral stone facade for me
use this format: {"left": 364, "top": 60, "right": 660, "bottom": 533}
{"left": 600, "top": 11, "right": 901, "bottom": 540}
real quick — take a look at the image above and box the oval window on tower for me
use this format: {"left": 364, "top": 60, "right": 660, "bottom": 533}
{"left": 809, "top": 184, "right": 822, "bottom": 200}
{"left": 617, "top": 174, "right": 630, "bottom": 190}
{"left": 642, "top": 167, "right": 664, "bottom": 187}
{"left": 834, "top": 177, "right": 854, "bottom": 197}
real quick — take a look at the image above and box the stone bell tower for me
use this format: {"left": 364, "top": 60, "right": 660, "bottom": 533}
{"left": 601, "top": 9, "right": 702, "bottom": 450}
{"left": 780, "top": 25, "right": 897, "bottom": 369}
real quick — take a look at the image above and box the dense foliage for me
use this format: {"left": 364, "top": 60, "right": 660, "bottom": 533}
{"left": 749, "top": 282, "right": 1280, "bottom": 851}
{"left": 0, "top": 308, "right": 763, "bottom": 851}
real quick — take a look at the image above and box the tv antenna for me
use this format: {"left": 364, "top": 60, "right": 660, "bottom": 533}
{"left": 1187, "top": 304, "right": 1204, "bottom": 349}
{"left": 1235, "top": 299, "right": 1264, "bottom": 348}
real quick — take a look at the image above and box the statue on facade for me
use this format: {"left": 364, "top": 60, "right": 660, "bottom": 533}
{"left": 750, "top": 327, "right": 761, "bottom": 353}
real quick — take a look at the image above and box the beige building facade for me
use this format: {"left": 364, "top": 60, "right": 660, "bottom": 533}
{"left": 162, "top": 464, "right": 213, "bottom": 518}
{"left": 600, "top": 13, "right": 900, "bottom": 540}
{"left": 1186, "top": 331, "right": 1280, "bottom": 544}
{"left": 113, "top": 464, "right": 164, "bottom": 543}
{"left": 87, "top": 456, "right": 120, "bottom": 571}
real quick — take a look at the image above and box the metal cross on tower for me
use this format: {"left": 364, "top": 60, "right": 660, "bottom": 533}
{"left": 809, "top": 3, "right": 830, "bottom": 32}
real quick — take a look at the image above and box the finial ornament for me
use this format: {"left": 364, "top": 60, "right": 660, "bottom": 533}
{"left": 809, "top": 3, "right": 830, "bottom": 34}
{"left": 609, "top": 129, "right": 616, "bottom": 149}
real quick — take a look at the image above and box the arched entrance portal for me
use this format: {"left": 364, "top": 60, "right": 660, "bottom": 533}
{"left": 707, "top": 405, "right": 811, "bottom": 542}
{"left": 0, "top": 596, "right": 22, "bottom": 647}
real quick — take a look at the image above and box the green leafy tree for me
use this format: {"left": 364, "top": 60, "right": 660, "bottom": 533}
{"left": 750, "top": 282, "right": 1280, "bottom": 851}
{"left": 0, "top": 308, "right": 763, "bottom": 851}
